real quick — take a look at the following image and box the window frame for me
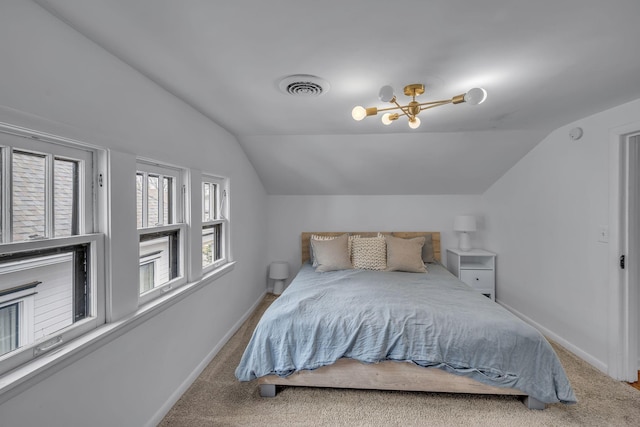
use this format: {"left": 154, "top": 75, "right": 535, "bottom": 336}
{"left": 0, "top": 290, "right": 35, "bottom": 357}
{"left": 0, "top": 236, "right": 104, "bottom": 374}
{"left": 0, "top": 129, "right": 105, "bottom": 377}
{"left": 136, "top": 160, "right": 187, "bottom": 305}
{"left": 138, "top": 258, "right": 157, "bottom": 294}
{"left": 201, "top": 174, "right": 229, "bottom": 274}
{"left": 1, "top": 138, "right": 93, "bottom": 244}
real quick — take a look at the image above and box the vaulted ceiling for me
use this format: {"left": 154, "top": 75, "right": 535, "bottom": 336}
{"left": 34, "top": 0, "right": 640, "bottom": 194}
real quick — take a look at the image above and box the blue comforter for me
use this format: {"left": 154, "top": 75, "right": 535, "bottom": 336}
{"left": 235, "top": 263, "right": 576, "bottom": 404}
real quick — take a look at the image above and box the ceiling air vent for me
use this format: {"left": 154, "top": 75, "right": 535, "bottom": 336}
{"left": 278, "top": 75, "right": 330, "bottom": 96}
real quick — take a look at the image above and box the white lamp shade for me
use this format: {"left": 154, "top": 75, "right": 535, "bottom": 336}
{"left": 454, "top": 215, "right": 477, "bottom": 232}
{"left": 269, "top": 261, "right": 289, "bottom": 280}
{"left": 464, "top": 88, "right": 487, "bottom": 105}
{"left": 378, "top": 85, "right": 395, "bottom": 102}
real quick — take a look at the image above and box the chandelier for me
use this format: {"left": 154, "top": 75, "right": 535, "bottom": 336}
{"left": 351, "top": 84, "right": 487, "bottom": 129}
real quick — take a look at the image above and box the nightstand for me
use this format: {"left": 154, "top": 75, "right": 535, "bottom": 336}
{"left": 446, "top": 248, "right": 496, "bottom": 301}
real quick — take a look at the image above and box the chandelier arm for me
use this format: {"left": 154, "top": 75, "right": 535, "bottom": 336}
{"left": 367, "top": 99, "right": 455, "bottom": 116}
{"left": 397, "top": 108, "right": 412, "bottom": 119}
{"left": 376, "top": 105, "right": 404, "bottom": 113}
{"left": 416, "top": 99, "right": 453, "bottom": 108}
{"left": 374, "top": 104, "right": 412, "bottom": 117}
{"left": 393, "top": 99, "right": 413, "bottom": 118}
{"left": 418, "top": 102, "right": 453, "bottom": 113}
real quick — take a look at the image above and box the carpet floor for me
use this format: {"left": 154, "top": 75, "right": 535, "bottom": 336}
{"left": 160, "top": 295, "right": 640, "bottom": 426}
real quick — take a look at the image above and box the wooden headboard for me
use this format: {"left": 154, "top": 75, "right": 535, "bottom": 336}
{"left": 301, "top": 232, "right": 441, "bottom": 265}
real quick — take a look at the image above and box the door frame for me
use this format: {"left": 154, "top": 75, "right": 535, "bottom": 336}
{"left": 608, "top": 122, "right": 640, "bottom": 381}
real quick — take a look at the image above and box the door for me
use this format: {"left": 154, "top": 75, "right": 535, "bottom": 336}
{"left": 627, "top": 134, "right": 640, "bottom": 376}
{"left": 608, "top": 126, "right": 640, "bottom": 382}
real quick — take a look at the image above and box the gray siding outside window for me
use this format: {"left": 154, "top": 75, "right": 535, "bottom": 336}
{"left": 12, "top": 152, "right": 45, "bottom": 241}
{"left": 10, "top": 152, "right": 76, "bottom": 241}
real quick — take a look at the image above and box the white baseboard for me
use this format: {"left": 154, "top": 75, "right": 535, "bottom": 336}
{"left": 147, "top": 291, "right": 267, "bottom": 426}
{"left": 497, "top": 299, "right": 608, "bottom": 374}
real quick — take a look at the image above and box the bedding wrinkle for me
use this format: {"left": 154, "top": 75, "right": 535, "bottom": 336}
{"left": 235, "top": 263, "right": 576, "bottom": 404}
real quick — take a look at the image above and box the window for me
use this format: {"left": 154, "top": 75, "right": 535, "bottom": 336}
{"left": 0, "top": 281, "right": 35, "bottom": 358}
{"left": 139, "top": 260, "right": 156, "bottom": 294}
{"left": 6, "top": 151, "right": 79, "bottom": 242}
{"left": 0, "top": 131, "right": 103, "bottom": 375}
{"left": 136, "top": 161, "right": 185, "bottom": 304}
{"left": 0, "top": 303, "right": 21, "bottom": 357}
{"left": 202, "top": 175, "right": 229, "bottom": 273}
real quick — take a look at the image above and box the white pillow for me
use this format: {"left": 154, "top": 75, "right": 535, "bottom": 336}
{"left": 351, "top": 236, "right": 386, "bottom": 270}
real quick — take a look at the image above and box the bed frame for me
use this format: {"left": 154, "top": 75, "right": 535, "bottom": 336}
{"left": 257, "top": 232, "right": 545, "bottom": 409}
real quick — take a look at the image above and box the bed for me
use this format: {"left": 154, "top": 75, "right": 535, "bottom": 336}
{"left": 236, "top": 232, "right": 576, "bottom": 409}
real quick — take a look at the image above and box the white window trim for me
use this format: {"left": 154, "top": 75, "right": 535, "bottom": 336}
{"left": 0, "top": 134, "right": 95, "bottom": 242}
{"left": 137, "top": 224, "right": 187, "bottom": 305}
{"left": 0, "top": 125, "right": 105, "bottom": 379}
{"left": 138, "top": 257, "right": 157, "bottom": 294}
{"left": 0, "top": 291, "right": 35, "bottom": 353}
{"left": 136, "top": 162, "right": 183, "bottom": 226}
{"left": 0, "top": 234, "right": 105, "bottom": 375}
{"left": 137, "top": 159, "right": 188, "bottom": 306}
{"left": 201, "top": 174, "right": 230, "bottom": 275}
{"left": 202, "top": 220, "right": 227, "bottom": 271}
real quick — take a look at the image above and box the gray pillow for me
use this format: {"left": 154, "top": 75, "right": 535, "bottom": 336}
{"left": 311, "top": 234, "right": 352, "bottom": 272}
{"left": 310, "top": 234, "right": 349, "bottom": 267}
{"left": 386, "top": 235, "right": 427, "bottom": 273}
{"left": 421, "top": 234, "right": 436, "bottom": 263}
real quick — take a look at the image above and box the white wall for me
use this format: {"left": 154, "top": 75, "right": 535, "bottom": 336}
{"left": 268, "top": 97, "right": 640, "bottom": 377}
{"left": 0, "top": 1, "right": 267, "bottom": 426}
{"left": 4, "top": 2, "right": 639, "bottom": 423}
{"left": 267, "top": 195, "right": 484, "bottom": 290}
{"left": 483, "top": 97, "right": 640, "bottom": 372}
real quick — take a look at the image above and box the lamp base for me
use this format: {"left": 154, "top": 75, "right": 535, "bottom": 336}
{"left": 458, "top": 232, "right": 472, "bottom": 252}
{"left": 273, "top": 279, "right": 285, "bottom": 295}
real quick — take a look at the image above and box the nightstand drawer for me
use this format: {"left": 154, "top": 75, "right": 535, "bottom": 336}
{"left": 460, "top": 270, "right": 494, "bottom": 290}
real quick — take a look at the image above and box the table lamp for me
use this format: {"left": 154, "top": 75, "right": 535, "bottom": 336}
{"left": 454, "top": 215, "right": 476, "bottom": 252}
{"left": 269, "top": 261, "right": 289, "bottom": 295}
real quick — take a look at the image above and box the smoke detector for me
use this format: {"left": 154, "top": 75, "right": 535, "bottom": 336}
{"left": 278, "top": 74, "right": 330, "bottom": 96}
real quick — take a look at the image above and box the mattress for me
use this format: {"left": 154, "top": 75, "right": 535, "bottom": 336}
{"left": 236, "top": 263, "right": 576, "bottom": 404}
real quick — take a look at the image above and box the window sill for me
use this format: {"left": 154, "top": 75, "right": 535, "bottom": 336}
{"left": 0, "top": 261, "right": 235, "bottom": 405}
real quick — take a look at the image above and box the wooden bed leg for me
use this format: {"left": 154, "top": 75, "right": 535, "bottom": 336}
{"left": 523, "top": 396, "right": 546, "bottom": 410}
{"left": 259, "top": 384, "right": 276, "bottom": 397}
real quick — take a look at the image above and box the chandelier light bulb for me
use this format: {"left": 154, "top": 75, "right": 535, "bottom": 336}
{"left": 464, "top": 88, "right": 487, "bottom": 105}
{"left": 381, "top": 113, "right": 393, "bottom": 125}
{"left": 351, "top": 105, "right": 367, "bottom": 121}
{"left": 408, "top": 116, "right": 421, "bottom": 129}
{"left": 378, "top": 85, "right": 395, "bottom": 103}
